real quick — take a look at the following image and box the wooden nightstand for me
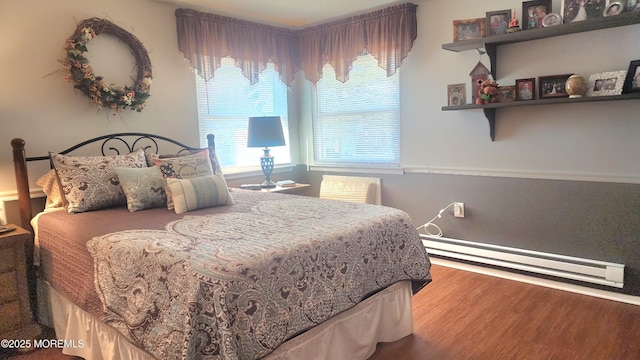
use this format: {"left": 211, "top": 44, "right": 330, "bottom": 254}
{"left": 0, "top": 225, "right": 41, "bottom": 344}
{"left": 261, "top": 183, "right": 310, "bottom": 196}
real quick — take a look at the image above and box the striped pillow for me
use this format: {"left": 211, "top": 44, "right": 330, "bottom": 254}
{"left": 166, "top": 174, "right": 234, "bottom": 214}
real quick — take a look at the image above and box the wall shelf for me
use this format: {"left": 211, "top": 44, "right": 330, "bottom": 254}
{"left": 441, "top": 12, "right": 640, "bottom": 141}
{"left": 442, "top": 93, "right": 640, "bottom": 141}
{"left": 442, "top": 12, "right": 640, "bottom": 79}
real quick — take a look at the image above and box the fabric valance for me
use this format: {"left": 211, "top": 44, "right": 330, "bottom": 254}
{"left": 175, "top": 3, "right": 418, "bottom": 85}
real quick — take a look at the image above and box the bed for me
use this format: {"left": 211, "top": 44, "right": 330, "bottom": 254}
{"left": 11, "top": 133, "right": 431, "bottom": 360}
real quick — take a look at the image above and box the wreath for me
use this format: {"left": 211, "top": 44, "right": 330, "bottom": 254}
{"left": 63, "top": 18, "right": 152, "bottom": 112}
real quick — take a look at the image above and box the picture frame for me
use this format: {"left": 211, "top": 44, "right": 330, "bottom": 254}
{"left": 542, "top": 13, "right": 563, "bottom": 27}
{"left": 515, "top": 78, "right": 536, "bottom": 100}
{"left": 604, "top": 2, "right": 624, "bottom": 16}
{"left": 538, "top": 74, "right": 572, "bottom": 99}
{"left": 496, "top": 86, "right": 516, "bottom": 102}
{"left": 562, "top": 0, "right": 606, "bottom": 23}
{"left": 447, "top": 83, "right": 467, "bottom": 106}
{"left": 587, "top": 70, "right": 627, "bottom": 96}
{"left": 626, "top": 0, "right": 640, "bottom": 11}
{"left": 453, "top": 18, "right": 486, "bottom": 42}
{"left": 622, "top": 60, "right": 640, "bottom": 94}
{"left": 522, "top": 0, "right": 552, "bottom": 30}
{"left": 486, "top": 10, "right": 512, "bottom": 36}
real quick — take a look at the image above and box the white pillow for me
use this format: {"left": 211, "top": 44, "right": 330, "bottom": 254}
{"left": 166, "top": 174, "right": 234, "bottom": 214}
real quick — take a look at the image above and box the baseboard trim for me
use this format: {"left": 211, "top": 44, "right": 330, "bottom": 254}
{"left": 430, "top": 257, "right": 640, "bottom": 306}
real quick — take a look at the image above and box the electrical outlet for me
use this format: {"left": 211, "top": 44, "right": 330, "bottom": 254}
{"left": 454, "top": 202, "right": 465, "bottom": 218}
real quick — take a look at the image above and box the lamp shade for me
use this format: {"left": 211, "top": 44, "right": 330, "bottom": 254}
{"left": 247, "top": 116, "right": 286, "bottom": 148}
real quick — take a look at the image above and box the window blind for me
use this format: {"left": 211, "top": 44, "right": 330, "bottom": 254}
{"left": 196, "top": 58, "right": 291, "bottom": 172}
{"left": 312, "top": 54, "right": 400, "bottom": 167}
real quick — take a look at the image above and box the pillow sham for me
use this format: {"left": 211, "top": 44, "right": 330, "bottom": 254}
{"left": 151, "top": 149, "right": 215, "bottom": 210}
{"left": 51, "top": 148, "right": 147, "bottom": 213}
{"left": 166, "top": 174, "right": 234, "bottom": 214}
{"left": 114, "top": 166, "right": 167, "bottom": 212}
{"left": 36, "top": 169, "right": 65, "bottom": 209}
{"left": 145, "top": 148, "right": 224, "bottom": 176}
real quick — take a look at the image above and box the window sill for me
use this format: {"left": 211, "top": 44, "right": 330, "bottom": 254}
{"left": 223, "top": 165, "right": 295, "bottom": 180}
{"left": 308, "top": 165, "right": 404, "bottom": 175}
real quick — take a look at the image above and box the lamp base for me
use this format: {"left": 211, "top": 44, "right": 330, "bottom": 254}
{"left": 259, "top": 148, "right": 276, "bottom": 188}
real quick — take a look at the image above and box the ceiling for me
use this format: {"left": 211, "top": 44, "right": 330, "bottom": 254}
{"left": 153, "top": 0, "right": 405, "bottom": 27}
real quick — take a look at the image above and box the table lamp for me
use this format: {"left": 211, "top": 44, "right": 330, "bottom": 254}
{"left": 247, "top": 116, "right": 285, "bottom": 188}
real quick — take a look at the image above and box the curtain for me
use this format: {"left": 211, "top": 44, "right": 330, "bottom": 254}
{"left": 175, "top": 3, "right": 418, "bottom": 85}
{"left": 297, "top": 3, "right": 417, "bottom": 83}
{"left": 176, "top": 8, "right": 298, "bottom": 85}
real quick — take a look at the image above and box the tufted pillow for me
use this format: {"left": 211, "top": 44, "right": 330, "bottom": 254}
{"left": 36, "top": 169, "right": 66, "bottom": 209}
{"left": 51, "top": 148, "right": 147, "bottom": 213}
{"left": 152, "top": 149, "right": 215, "bottom": 210}
{"left": 167, "top": 174, "right": 234, "bottom": 214}
{"left": 114, "top": 166, "right": 167, "bottom": 212}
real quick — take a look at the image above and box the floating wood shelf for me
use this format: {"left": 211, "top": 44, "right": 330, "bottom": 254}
{"left": 442, "top": 93, "right": 640, "bottom": 141}
{"left": 441, "top": 12, "right": 640, "bottom": 141}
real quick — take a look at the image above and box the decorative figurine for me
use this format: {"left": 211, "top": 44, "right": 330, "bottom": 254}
{"left": 507, "top": 9, "right": 522, "bottom": 33}
{"left": 475, "top": 79, "right": 500, "bottom": 105}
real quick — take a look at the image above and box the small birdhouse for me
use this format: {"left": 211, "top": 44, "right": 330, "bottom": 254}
{"left": 469, "top": 61, "right": 491, "bottom": 104}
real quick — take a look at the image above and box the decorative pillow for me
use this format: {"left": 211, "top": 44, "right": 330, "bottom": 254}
{"left": 114, "top": 166, "right": 167, "bottom": 212}
{"left": 146, "top": 148, "right": 224, "bottom": 175}
{"left": 152, "top": 149, "right": 215, "bottom": 210}
{"left": 167, "top": 174, "right": 234, "bottom": 214}
{"left": 36, "top": 169, "right": 65, "bottom": 209}
{"left": 51, "top": 148, "right": 147, "bottom": 213}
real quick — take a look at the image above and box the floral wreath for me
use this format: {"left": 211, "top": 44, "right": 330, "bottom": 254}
{"left": 63, "top": 18, "right": 152, "bottom": 112}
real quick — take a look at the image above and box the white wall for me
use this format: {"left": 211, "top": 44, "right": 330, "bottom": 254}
{"left": 395, "top": 0, "right": 640, "bottom": 183}
{"left": 0, "top": 0, "right": 197, "bottom": 193}
{"left": 1, "top": 0, "right": 639, "bottom": 192}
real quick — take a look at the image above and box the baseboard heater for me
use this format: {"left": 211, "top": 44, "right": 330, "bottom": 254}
{"left": 421, "top": 235, "right": 624, "bottom": 288}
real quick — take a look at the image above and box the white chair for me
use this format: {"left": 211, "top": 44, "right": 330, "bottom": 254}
{"left": 319, "top": 175, "right": 381, "bottom": 205}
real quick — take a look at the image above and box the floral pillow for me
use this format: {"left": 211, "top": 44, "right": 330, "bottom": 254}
{"left": 114, "top": 166, "right": 167, "bottom": 212}
{"left": 152, "top": 149, "right": 215, "bottom": 210}
{"left": 51, "top": 148, "right": 147, "bottom": 213}
{"left": 145, "top": 148, "right": 224, "bottom": 176}
{"left": 167, "top": 174, "right": 234, "bottom": 214}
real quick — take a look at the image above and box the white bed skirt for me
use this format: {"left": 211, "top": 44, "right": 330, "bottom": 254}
{"left": 38, "top": 280, "right": 414, "bottom": 360}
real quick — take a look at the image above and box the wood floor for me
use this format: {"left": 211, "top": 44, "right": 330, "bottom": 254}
{"left": 369, "top": 264, "right": 640, "bottom": 360}
{"left": 4, "top": 264, "right": 639, "bottom": 360}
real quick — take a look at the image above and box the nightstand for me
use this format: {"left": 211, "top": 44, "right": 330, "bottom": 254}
{"left": 261, "top": 183, "right": 310, "bottom": 196}
{"left": 0, "top": 225, "right": 41, "bottom": 343}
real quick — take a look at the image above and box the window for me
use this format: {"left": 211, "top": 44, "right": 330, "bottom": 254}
{"left": 312, "top": 54, "right": 400, "bottom": 167}
{"left": 196, "top": 57, "right": 291, "bottom": 173}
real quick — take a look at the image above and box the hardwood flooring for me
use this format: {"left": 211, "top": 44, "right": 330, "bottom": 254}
{"left": 4, "top": 264, "right": 639, "bottom": 360}
{"left": 369, "top": 264, "right": 640, "bottom": 360}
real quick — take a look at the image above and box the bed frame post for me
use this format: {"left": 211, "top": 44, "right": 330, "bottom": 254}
{"left": 11, "top": 138, "right": 34, "bottom": 234}
{"left": 207, "top": 133, "right": 215, "bottom": 153}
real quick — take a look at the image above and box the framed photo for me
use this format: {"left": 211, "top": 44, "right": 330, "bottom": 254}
{"left": 538, "top": 74, "right": 572, "bottom": 99}
{"left": 522, "top": 0, "right": 552, "bottom": 30}
{"left": 562, "top": 0, "right": 606, "bottom": 23}
{"left": 542, "top": 13, "right": 563, "bottom": 27}
{"left": 486, "top": 10, "right": 511, "bottom": 36}
{"left": 622, "top": 60, "right": 640, "bottom": 94}
{"left": 453, "top": 18, "right": 486, "bottom": 42}
{"left": 515, "top": 78, "right": 536, "bottom": 100}
{"left": 604, "top": 2, "right": 624, "bottom": 16}
{"left": 626, "top": 0, "right": 640, "bottom": 11}
{"left": 587, "top": 71, "right": 627, "bottom": 96}
{"left": 496, "top": 86, "right": 516, "bottom": 102}
{"left": 447, "top": 83, "right": 467, "bottom": 106}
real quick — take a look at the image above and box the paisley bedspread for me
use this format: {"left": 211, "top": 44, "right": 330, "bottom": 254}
{"left": 84, "top": 193, "right": 431, "bottom": 359}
